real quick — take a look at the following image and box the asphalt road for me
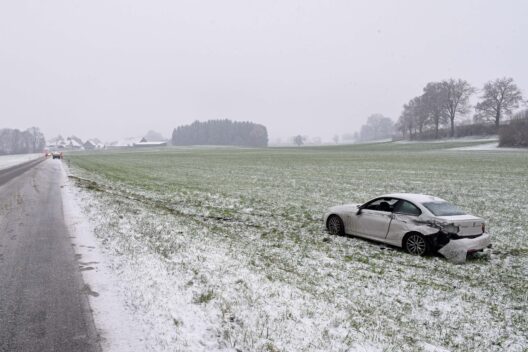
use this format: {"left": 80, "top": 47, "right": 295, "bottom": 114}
{"left": 0, "top": 158, "right": 45, "bottom": 187}
{"left": 0, "top": 159, "right": 101, "bottom": 352}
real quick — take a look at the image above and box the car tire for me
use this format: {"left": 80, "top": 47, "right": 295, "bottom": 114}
{"left": 327, "top": 215, "right": 344, "bottom": 236}
{"left": 404, "top": 232, "right": 430, "bottom": 256}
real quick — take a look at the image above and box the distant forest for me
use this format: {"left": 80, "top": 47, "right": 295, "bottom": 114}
{"left": 172, "top": 119, "right": 268, "bottom": 147}
{"left": 0, "top": 127, "right": 46, "bottom": 155}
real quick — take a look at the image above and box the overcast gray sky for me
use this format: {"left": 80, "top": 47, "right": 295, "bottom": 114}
{"left": 1, "top": 0, "right": 527, "bottom": 142}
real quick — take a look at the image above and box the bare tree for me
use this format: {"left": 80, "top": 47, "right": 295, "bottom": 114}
{"left": 422, "top": 82, "right": 448, "bottom": 139}
{"left": 397, "top": 102, "right": 416, "bottom": 139}
{"left": 474, "top": 77, "right": 524, "bottom": 127}
{"left": 359, "top": 114, "right": 394, "bottom": 141}
{"left": 441, "top": 79, "right": 476, "bottom": 137}
{"left": 410, "top": 96, "right": 430, "bottom": 135}
{"left": 398, "top": 96, "right": 431, "bottom": 139}
{"left": 293, "top": 135, "right": 304, "bottom": 146}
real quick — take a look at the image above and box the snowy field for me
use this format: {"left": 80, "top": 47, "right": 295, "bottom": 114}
{"left": 67, "top": 142, "right": 528, "bottom": 352}
{"left": 0, "top": 153, "right": 41, "bottom": 170}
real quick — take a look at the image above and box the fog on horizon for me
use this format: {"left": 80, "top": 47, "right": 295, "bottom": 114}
{"left": 1, "top": 0, "right": 527, "bottom": 143}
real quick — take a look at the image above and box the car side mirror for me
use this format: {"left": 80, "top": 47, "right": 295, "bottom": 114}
{"left": 356, "top": 207, "right": 363, "bottom": 215}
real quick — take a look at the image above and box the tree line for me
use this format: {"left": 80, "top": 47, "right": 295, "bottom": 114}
{"left": 0, "top": 127, "right": 46, "bottom": 155}
{"left": 397, "top": 77, "right": 525, "bottom": 140}
{"left": 171, "top": 119, "right": 268, "bottom": 147}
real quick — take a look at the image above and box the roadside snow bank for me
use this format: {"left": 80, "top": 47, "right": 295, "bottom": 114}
{"left": 60, "top": 165, "right": 147, "bottom": 352}
{"left": 395, "top": 136, "right": 498, "bottom": 144}
{"left": 0, "top": 153, "right": 41, "bottom": 170}
{"left": 452, "top": 142, "right": 528, "bottom": 151}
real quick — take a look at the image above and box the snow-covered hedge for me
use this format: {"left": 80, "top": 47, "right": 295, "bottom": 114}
{"left": 499, "top": 112, "right": 528, "bottom": 147}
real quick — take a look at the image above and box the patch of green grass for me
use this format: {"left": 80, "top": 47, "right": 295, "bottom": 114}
{"left": 194, "top": 290, "right": 215, "bottom": 304}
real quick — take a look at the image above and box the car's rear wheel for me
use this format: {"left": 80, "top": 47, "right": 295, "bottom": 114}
{"left": 327, "top": 215, "right": 344, "bottom": 236}
{"left": 404, "top": 232, "right": 430, "bottom": 256}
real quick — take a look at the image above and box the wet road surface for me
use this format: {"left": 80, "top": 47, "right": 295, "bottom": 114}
{"left": 0, "top": 159, "right": 100, "bottom": 352}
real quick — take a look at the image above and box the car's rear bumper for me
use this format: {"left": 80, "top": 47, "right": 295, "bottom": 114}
{"left": 456, "top": 232, "right": 492, "bottom": 251}
{"left": 438, "top": 233, "right": 491, "bottom": 263}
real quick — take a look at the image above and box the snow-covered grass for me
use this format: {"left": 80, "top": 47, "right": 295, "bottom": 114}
{"left": 0, "top": 153, "right": 41, "bottom": 170}
{"left": 67, "top": 142, "right": 528, "bottom": 352}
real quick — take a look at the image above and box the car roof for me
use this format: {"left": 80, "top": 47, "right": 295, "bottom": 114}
{"left": 378, "top": 193, "right": 446, "bottom": 204}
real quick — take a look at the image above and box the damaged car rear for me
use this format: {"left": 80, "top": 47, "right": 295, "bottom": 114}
{"left": 324, "top": 193, "right": 492, "bottom": 263}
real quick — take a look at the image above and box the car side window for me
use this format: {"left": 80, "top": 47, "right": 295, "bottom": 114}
{"left": 363, "top": 198, "right": 398, "bottom": 212}
{"left": 394, "top": 200, "right": 421, "bottom": 216}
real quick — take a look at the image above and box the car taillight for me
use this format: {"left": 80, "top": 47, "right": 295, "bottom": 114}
{"left": 482, "top": 223, "right": 486, "bottom": 233}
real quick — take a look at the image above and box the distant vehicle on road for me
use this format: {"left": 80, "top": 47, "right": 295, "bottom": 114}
{"left": 324, "top": 193, "right": 491, "bottom": 257}
{"left": 51, "top": 152, "right": 63, "bottom": 160}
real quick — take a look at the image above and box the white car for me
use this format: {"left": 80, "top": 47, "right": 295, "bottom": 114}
{"left": 324, "top": 193, "right": 492, "bottom": 259}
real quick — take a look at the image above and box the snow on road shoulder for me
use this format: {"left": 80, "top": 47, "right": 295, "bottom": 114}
{"left": 63, "top": 173, "right": 390, "bottom": 351}
{"left": 60, "top": 164, "right": 147, "bottom": 352}
{"left": 0, "top": 153, "right": 42, "bottom": 170}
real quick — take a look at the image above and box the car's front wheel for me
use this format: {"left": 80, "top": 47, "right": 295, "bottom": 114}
{"left": 327, "top": 215, "right": 344, "bottom": 236}
{"left": 404, "top": 232, "right": 430, "bottom": 256}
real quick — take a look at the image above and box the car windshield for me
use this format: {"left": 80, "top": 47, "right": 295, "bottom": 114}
{"left": 423, "top": 202, "right": 466, "bottom": 216}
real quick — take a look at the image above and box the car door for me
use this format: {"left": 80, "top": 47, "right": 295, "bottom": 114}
{"left": 354, "top": 198, "right": 398, "bottom": 239}
{"left": 385, "top": 200, "right": 422, "bottom": 245}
